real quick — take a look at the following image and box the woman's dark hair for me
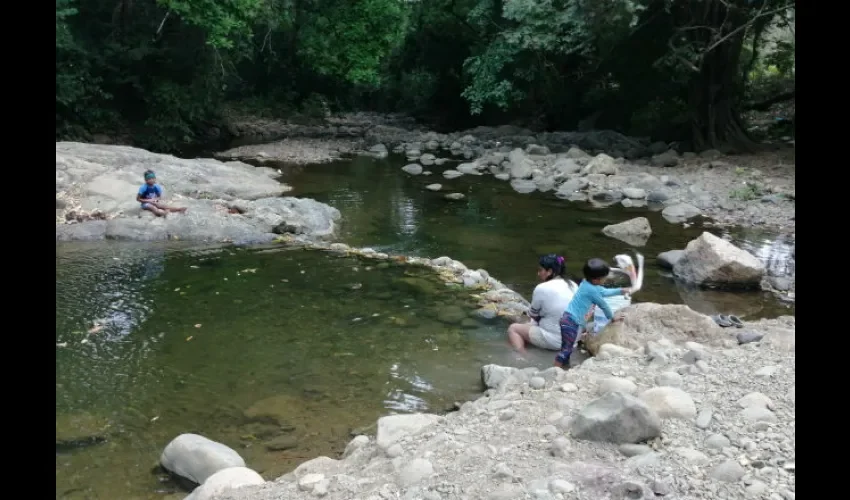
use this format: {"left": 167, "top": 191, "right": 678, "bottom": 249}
{"left": 583, "top": 258, "right": 611, "bottom": 280}
{"left": 539, "top": 254, "right": 566, "bottom": 281}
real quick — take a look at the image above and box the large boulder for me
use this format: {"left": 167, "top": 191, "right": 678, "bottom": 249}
{"left": 160, "top": 433, "right": 246, "bottom": 485}
{"left": 601, "top": 217, "right": 652, "bottom": 247}
{"left": 584, "top": 303, "right": 726, "bottom": 355}
{"left": 183, "top": 467, "right": 265, "bottom": 500}
{"left": 674, "top": 232, "right": 766, "bottom": 288}
{"left": 56, "top": 142, "right": 340, "bottom": 243}
{"left": 570, "top": 392, "right": 662, "bottom": 444}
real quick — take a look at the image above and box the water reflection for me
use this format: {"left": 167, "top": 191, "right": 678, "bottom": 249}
{"left": 718, "top": 228, "right": 795, "bottom": 278}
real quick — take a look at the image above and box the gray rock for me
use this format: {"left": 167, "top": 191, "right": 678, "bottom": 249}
{"left": 581, "top": 154, "right": 619, "bottom": 175}
{"left": 661, "top": 203, "right": 702, "bottom": 223}
{"left": 160, "top": 433, "right": 246, "bottom": 485}
{"left": 639, "top": 387, "right": 697, "bottom": 419}
{"left": 442, "top": 169, "right": 463, "bottom": 179}
{"left": 444, "top": 193, "right": 465, "bottom": 201}
{"left": 529, "top": 376, "right": 546, "bottom": 389}
{"left": 601, "top": 217, "right": 652, "bottom": 247}
{"left": 618, "top": 443, "right": 653, "bottom": 457}
{"left": 651, "top": 151, "right": 679, "bottom": 167}
{"left": 739, "top": 407, "right": 778, "bottom": 423}
{"left": 510, "top": 179, "right": 537, "bottom": 194}
{"left": 621, "top": 187, "right": 647, "bottom": 199}
{"left": 183, "top": 467, "right": 264, "bottom": 500}
{"left": 457, "top": 162, "right": 483, "bottom": 175}
{"left": 655, "top": 371, "right": 682, "bottom": 388}
{"left": 656, "top": 250, "right": 684, "bottom": 270}
{"left": 376, "top": 414, "right": 442, "bottom": 450}
{"left": 419, "top": 153, "right": 437, "bottom": 166}
{"left": 481, "top": 365, "right": 517, "bottom": 390}
{"left": 695, "top": 409, "right": 713, "bottom": 429}
{"left": 649, "top": 479, "right": 671, "bottom": 496}
{"left": 402, "top": 164, "right": 424, "bottom": 175}
{"left": 710, "top": 459, "right": 747, "bottom": 482}
{"left": 705, "top": 433, "right": 731, "bottom": 449}
{"left": 397, "top": 458, "right": 434, "bottom": 486}
{"left": 596, "top": 377, "right": 638, "bottom": 395}
{"left": 570, "top": 391, "right": 662, "bottom": 444}
{"left": 425, "top": 183, "right": 442, "bottom": 192}
{"left": 674, "top": 232, "right": 766, "bottom": 287}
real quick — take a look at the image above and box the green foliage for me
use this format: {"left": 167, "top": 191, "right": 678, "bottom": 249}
{"left": 297, "top": 0, "right": 408, "bottom": 87}
{"left": 156, "top": 0, "right": 263, "bottom": 49}
{"left": 729, "top": 182, "right": 767, "bottom": 201}
{"left": 55, "top": 0, "right": 797, "bottom": 153}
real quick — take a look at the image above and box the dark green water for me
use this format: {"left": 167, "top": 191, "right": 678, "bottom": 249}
{"left": 56, "top": 154, "right": 794, "bottom": 499}
{"left": 282, "top": 155, "right": 794, "bottom": 319}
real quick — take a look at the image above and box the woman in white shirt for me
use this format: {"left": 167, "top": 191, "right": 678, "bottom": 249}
{"left": 507, "top": 254, "right": 578, "bottom": 354}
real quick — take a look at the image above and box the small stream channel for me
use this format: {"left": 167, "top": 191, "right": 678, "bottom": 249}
{"left": 55, "top": 154, "right": 794, "bottom": 499}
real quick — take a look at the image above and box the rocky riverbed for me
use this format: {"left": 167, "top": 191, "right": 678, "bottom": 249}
{"left": 56, "top": 142, "right": 341, "bottom": 243}
{"left": 216, "top": 113, "right": 795, "bottom": 233}
{"left": 190, "top": 308, "right": 794, "bottom": 500}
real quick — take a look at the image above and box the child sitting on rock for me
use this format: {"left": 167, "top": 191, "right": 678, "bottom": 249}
{"left": 137, "top": 170, "right": 187, "bottom": 217}
{"left": 555, "top": 258, "right": 630, "bottom": 369}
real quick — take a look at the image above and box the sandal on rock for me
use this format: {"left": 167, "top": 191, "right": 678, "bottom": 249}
{"left": 727, "top": 315, "right": 744, "bottom": 328}
{"left": 712, "top": 314, "right": 732, "bottom": 328}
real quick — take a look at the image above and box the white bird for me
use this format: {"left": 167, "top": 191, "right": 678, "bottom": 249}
{"left": 586, "top": 252, "right": 644, "bottom": 334}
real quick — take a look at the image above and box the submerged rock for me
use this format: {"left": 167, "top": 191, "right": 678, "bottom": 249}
{"left": 601, "top": 217, "right": 652, "bottom": 246}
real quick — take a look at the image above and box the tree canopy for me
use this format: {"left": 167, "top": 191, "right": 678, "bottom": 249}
{"left": 56, "top": 0, "right": 795, "bottom": 153}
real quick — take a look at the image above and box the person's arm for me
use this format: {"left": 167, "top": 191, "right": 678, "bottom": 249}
{"left": 589, "top": 286, "right": 616, "bottom": 320}
{"left": 597, "top": 285, "right": 629, "bottom": 297}
{"left": 154, "top": 184, "right": 163, "bottom": 200}
{"left": 528, "top": 286, "right": 544, "bottom": 322}
{"left": 136, "top": 186, "right": 147, "bottom": 203}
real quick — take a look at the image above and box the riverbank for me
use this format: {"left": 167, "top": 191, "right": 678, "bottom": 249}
{"left": 216, "top": 113, "right": 795, "bottom": 234}
{"left": 212, "top": 311, "right": 795, "bottom": 500}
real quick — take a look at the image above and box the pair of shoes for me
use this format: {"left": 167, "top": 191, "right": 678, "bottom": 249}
{"left": 712, "top": 314, "right": 744, "bottom": 328}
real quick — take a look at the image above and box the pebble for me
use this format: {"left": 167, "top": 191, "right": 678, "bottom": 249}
{"left": 549, "top": 479, "right": 576, "bottom": 493}
{"left": 755, "top": 365, "right": 780, "bottom": 377}
{"left": 398, "top": 459, "right": 434, "bottom": 486}
{"left": 655, "top": 371, "right": 683, "bottom": 388}
{"left": 560, "top": 383, "right": 578, "bottom": 392}
{"left": 745, "top": 480, "right": 768, "bottom": 496}
{"left": 695, "top": 409, "right": 713, "bottom": 429}
{"left": 619, "top": 443, "right": 654, "bottom": 457}
{"left": 298, "top": 473, "right": 325, "bottom": 492}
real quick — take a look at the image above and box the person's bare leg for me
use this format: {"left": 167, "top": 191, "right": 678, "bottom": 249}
{"left": 152, "top": 202, "right": 187, "bottom": 213}
{"left": 507, "top": 323, "right": 532, "bottom": 353}
{"left": 142, "top": 204, "right": 167, "bottom": 217}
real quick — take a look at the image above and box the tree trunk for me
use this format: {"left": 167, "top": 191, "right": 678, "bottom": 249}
{"left": 685, "top": 1, "right": 761, "bottom": 153}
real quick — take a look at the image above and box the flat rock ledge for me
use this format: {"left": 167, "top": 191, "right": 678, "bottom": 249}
{"left": 56, "top": 142, "right": 340, "bottom": 244}
{"left": 209, "top": 316, "right": 795, "bottom": 500}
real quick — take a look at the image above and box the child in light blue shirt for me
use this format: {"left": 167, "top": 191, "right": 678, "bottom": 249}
{"left": 555, "top": 258, "right": 630, "bottom": 368}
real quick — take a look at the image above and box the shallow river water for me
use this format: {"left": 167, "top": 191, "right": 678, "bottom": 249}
{"left": 55, "top": 155, "right": 794, "bottom": 499}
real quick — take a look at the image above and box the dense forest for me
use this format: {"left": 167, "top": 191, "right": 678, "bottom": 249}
{"left": 56, "top": 0, "right": 795, "bottom": 154}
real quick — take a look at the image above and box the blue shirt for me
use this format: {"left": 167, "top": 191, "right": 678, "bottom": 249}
{"left": 565, "top": 280, "right": 623, "bottom": 327}
{"left": 138, "top": 183, "right": 163, "bottom": 202}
